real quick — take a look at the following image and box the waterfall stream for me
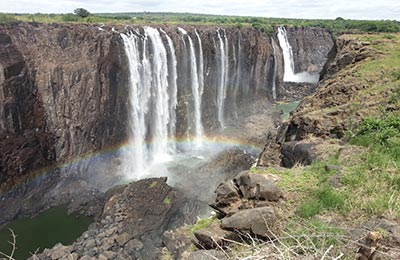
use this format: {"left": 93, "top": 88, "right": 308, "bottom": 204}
{"left": 277, "top": 27, "right": 319, "bottom": 84}
{"left": 271, "top": 39, "right": 278, "bottom": 100}
{"left": 216, "top": 28, "right": 229, "bottom": 129}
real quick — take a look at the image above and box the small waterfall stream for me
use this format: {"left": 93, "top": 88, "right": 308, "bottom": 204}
{"left": 271, "top": 39, "right": 278, "bottom": 100}
{"left": 277, "top": 26, "right": 319, "bottom": 83}
{"left": 216, "top": 28, "right": 229, "bottom": 129}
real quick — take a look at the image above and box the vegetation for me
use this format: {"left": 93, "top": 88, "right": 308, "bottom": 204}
{"left": 74, "top": 8, "right": 90, "bottom": 18}
{"left": 0, "top": 12, "right": 399, "bottom": 36}
{"left": 190, "top": 217, "right": 216, "bottom": 233}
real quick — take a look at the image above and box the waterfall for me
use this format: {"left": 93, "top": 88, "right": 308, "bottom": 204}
{"left": 271, "top": 39, "right": 278, "bottom": 100}
{"left": 277, "top": 27, "right": 319, "bottom": 84}
{"left": 178, "top": 27, "right": 204, "bottom": 139}
{"left": 216, "top": 28, "right": 229, "bottom": 129}
{"left": 121, "top": 27, "right": 176, "bottom": 178}
{"left": 161, "top": 29, "right": 178, "bottom": 152}
{"left": 233, "top": 34, "right": 242, "bottom": 118}
{"left": 195, "top": 30, "right": 204, "bottom": 100}
{"left": 277, "top": 27, "right": 296, "bottom": 82}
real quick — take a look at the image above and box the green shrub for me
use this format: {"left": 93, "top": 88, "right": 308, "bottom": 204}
{"left": 0, "top": 13, "right": 16, "bottom": 23}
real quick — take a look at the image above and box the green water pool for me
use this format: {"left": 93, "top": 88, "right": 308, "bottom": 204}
{"left": 0, "top": 205, "right": 92, "bottom": 260}
{"left": 277, "top": 101, "right": 301, "bottom": 121}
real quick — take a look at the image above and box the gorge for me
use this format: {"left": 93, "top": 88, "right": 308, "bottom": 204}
{"left": 0, "top": 22, "right": 335, "bottom": 259}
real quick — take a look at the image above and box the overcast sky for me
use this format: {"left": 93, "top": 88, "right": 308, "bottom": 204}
{"left": 1, "top": 0, "right": 399, "bottom": 20}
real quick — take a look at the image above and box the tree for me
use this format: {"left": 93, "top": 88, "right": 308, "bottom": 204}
{"left": 74, "top": 8, "right": 90, "bottom": 18}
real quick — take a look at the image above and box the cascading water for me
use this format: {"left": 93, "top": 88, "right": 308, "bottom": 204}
{"left": 277, "top": 27, "right": 296, "bottom": 82}
{"left": 216, "top": 28, "right": 229, "bottom": 129}
{"left": 121, "top": 27, "right": 176, "bottom": 178}
{"left": 160, "top": 29, "right": 178, "bottom": 153}
{"left": 277, "top": 27, "right": 319, "bottom": 84}
{"left": 271, "top": 39, "right": 278, "bottom": 100}
{"left": 177, "top": 27, "right": 204, "bottom": 141}
{"left": 195, "top": 29, "right": 204, "bottom": 109}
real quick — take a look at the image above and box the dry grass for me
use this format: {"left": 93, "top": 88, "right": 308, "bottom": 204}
{"left": 0, "top": 229, "right": 16, "bottom": 260}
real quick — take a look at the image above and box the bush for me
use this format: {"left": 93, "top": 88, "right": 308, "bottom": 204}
{"left": 62, "top": 13, "right": 79, "bottom": 22}
{"left": 0, "top": 13, "right": 16, "bottom": 23}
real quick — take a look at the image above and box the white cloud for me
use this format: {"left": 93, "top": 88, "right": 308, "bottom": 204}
{"left": 0, "top": 0, "right": 399, "bottom": 20}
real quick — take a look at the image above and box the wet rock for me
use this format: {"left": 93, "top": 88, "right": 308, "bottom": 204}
{"left": 187, "top": 250, "right": 228, "bottom": 260}
{"left": 221, "top": 206, "right": 277, "bottom": 237}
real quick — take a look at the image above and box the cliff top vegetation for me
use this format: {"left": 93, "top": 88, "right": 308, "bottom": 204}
{"left": 0, "top": 12, "right": 399, "bottom": 36}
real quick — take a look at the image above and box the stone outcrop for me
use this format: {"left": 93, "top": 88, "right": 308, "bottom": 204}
{"left": 210, "top": 170, "right": 282, "bottom": 217}
{"left": 30, "top": 177, "right": 202, "bottom": 260}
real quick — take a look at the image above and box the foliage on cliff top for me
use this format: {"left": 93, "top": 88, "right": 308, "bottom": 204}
{"left": 1, "top": 12, "right": 399, "bottom": 35}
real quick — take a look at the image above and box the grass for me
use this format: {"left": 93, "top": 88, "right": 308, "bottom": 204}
{"left": 190, "top": 218, "right": 216, "bottom": 233}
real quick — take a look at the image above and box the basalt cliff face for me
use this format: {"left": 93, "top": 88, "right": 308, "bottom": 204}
{"left": 0, "top": 22, "right": 334, "bottom": 193}
{"left": 0, "top": 23, "right": 129, "bottom": 193}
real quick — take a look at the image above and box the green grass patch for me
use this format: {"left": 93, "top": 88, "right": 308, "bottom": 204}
{"left": 285, "top": 219, "right": 345, "bottom": 250}
{"left": 190, "top": 218, "right": 216, "bottom": 233}
{"left": 299, "top": 187, "right": 346, "bottom": 218}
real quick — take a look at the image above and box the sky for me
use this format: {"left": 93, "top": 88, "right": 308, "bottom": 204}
{"left": 0, "top": 0, "right": 399, "bottom": 20}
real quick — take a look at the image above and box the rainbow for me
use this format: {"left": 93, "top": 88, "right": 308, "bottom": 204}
{"left": 0, "top": 135, "right": 264, "bottom": 197}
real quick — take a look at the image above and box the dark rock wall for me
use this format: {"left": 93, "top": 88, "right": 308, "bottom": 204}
{"left": 286, "top": 26, "right": 334, "bottom": 74}
{"left": 0, "top": 23, "right": 129, "bottom": 192}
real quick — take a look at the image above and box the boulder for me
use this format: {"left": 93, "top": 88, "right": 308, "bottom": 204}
{"left": 210, "top": 181, "right": 242, "bottom": 216}
{"left": 187, "top": 250, "right": 228, "bottom": 260}
{"left": 233, "top": 171, "right": 282, "bottom": 201}
{"left": 221, "top": 206, "right": 277, "bottom": 237}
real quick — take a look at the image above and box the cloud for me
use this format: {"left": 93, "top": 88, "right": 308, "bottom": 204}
{"left": 0, "top": 0, "right": 399, "bottom": 20}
